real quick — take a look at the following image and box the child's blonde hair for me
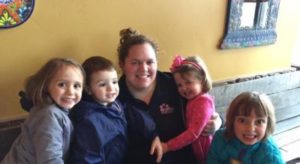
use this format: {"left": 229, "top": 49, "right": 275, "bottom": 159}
{"left": 224, "top": 91, "right": 276, "bottom": 141}
{"left": 25, "top": 57, "right": 85, "bottom": 107}
{"left": 171, "top": 56, "right": 212, "bottom": 93}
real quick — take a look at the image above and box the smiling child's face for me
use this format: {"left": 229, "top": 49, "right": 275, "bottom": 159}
{"left": 88, "top": 69, "right": 119, "bottom": 106}
{"left": 234, "top": 109, "right": 268, "bottom": 145}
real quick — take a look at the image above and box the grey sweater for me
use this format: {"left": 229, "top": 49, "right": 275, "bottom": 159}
{"left": 1, "top": 104, "right": 73, "bottom": 164}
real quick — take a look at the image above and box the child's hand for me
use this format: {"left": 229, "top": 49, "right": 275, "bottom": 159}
{"left": 150, "top": 136, "right": 163, "bottom": 163}
{"left": 201, "top": 112, "right": 222, "bottom": 136}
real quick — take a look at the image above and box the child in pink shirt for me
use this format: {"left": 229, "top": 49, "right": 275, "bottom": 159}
{"left": 162, "top": 55, "right": 215, "bottom": 163}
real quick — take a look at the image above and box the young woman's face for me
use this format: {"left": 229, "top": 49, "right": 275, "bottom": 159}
{"left": 173, "top": 72, "right": 202, "bottom": 100}
{"left": 234, "top": 110, "right": 268, "bottom": 145}
{"left": 120, "top": 43, "right": 157, "bottom": 91}
{"left": 48, "top": 66, "right": 84, "bottom": 109}
{"left": 88, "top": 70, "right": 119, "bottom": 106}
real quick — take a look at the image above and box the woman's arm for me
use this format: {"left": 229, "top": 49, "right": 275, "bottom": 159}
{"left": 201, "top": 112, "right": 223, "bottom": 136}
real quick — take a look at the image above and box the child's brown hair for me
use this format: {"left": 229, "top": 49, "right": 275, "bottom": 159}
{"left": 81, "top": 56, "right": 116, "bottom": 91}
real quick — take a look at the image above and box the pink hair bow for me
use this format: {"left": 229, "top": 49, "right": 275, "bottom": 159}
{"left": 170, "top": 55, "right": 185, "bottom": 72}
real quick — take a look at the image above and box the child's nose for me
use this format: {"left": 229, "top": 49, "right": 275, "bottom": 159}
{"left": 67, "top": 86, "right": 75, "bottom": 94}
{"left": 107, "top": 83, "right": 114, "bottom": 91}
{"left": 246, "top": 122, "right": 255, "bottom": 131}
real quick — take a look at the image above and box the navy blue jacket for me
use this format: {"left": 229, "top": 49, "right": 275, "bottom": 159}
{"left": 69, "top": 94, "right": 127, "bottom": 164}
{"left": 118, "top": 71, "right": 197, "bottom": 164}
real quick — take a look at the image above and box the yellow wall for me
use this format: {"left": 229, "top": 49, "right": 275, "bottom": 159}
{"left": 1, "top": 0, "right": 300, "bottom": 119}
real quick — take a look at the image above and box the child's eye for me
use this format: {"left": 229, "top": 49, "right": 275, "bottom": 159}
{"left": 58, "top": 82, "right": 66, "bottom": 87}
{"left": 256, "top": 119, "right": 266, "bottom": 125}
{"left": 186, "top": 81, "right": 193, "bottom": 85}
{"left": 74, "top": 83, "right": 82, "bottom": 89}
{"left": 99, "top": 83, "right": 106, "bottom": 87}
{"left": 176, "top": 83, "right": 182, "bottom": 88}
{"left": 237, "top": 118, "right": 246, "bottom": 123}
{"left": 113, "top": 80, "right": 118, "bottom": 84}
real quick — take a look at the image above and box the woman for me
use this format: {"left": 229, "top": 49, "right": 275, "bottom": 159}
{"left": 117, "top": 28, "right": 222, "bottom": 164}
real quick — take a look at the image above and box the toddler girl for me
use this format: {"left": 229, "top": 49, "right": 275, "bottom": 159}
{"left": 1, "top": 58, "right": 85, "bottom": 163}
{"left": 207, "top": 91, "right": 284, "bottom": 164}
{"left": 161, "top": 55, "right": 215, "bottom": 163}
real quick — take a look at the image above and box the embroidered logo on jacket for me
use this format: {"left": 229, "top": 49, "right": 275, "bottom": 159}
{"left": 159, "top": 103, "right": 174, "bottom": 114}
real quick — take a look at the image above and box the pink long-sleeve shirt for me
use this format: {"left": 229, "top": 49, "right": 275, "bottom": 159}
{"left": 167, "top": 93, "right": 215, "bottom": 163}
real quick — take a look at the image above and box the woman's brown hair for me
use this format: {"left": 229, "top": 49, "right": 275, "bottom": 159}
{"left": 117, "top": 27, "right": 158, "bottom": 64}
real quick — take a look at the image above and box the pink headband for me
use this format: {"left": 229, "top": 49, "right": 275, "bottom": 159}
{"left": 170, "top": 55, "right": 201, "bottom": 72}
